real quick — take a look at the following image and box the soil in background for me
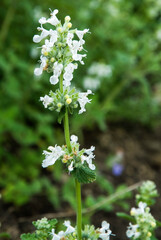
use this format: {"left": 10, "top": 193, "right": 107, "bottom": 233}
{"left": 1, "top": 123, "right": 161, "bottom": 239}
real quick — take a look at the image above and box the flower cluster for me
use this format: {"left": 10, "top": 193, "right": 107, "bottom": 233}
{"left": 40, "top": 87, "right": 92, "bottom": 114}
{"left": 40, "top": 88, "right": 79, "bottom": 112}
{"left": 42, "top": 135, "right": 95, "bottom": 173}
{"left": 33, "top": 9, "right": 92, "bottom": 115}
{"left": 34, "top": 217, "right": 50, "bottom": 229}
{"left": 126, "top": 202, "right": 156, "bottom": 240}
{"left": 33, "top": 9, "right": 88, "bottom": 86}
{"left": 135, "top": 180, "right": 158, "bottom": 206}
{"left": 51, "top": 220, "right": 113, "bottom": 240}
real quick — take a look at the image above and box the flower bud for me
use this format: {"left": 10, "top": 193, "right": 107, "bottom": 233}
{"left": 43, "top": 51, "right": 48, "bottom": 56}
{"left": 57, "top": 103, "right": 62, "bottom": 108}
{"left": 147, "top": 232, "right": 152, "bottom": 237}
{"left": 57, "top": 42, "right": 62, "bottom": 47}
{"left": 57, "top": 27, "right": 63, "bottom": 33}
{"left": 74, "top": 104, "right": 78, "bottom": 108}
{"left": 72, "top": 232, "right": 76, "bottom": 237}
{"left": 146, "top": 207, "right": 150, "bottom": 212}
{"left": 65, "top": 94, "right": 69, "bottom": 99}
{"left": 130, "top": 210, "right": 135, "bottom": 216}
{"left": 65, "top": 16, "right": 71, "bottom": 22}
{"left": 62, "top": 158, "right": 68, "bottom": 163}
{"left": 51, "top": 57, "right": 55, "bottom": 62}
{"left": 66, "top": 98, "right": 72, "bottom": 104}
{"left": 67, "top": 22, "right": 72, "bottom": 28}
{"left": 151, "top": 221, "right": 156, "bottom": 228}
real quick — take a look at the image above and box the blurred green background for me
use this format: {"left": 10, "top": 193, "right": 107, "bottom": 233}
{"left": 0, "top": 0, "right": 161, "bottom": 211}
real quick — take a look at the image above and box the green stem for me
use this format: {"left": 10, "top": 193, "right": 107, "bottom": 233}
{"left": 63, "top": 107, "right": 82, "bottom": 240}
{"left": 75, "top": 179, "right": 82, "bottom": 240}
{"left": 64, "top": 107, "right": 72, "bottom": 152}
{"left": 59, "top": 73, "right": 63, "bottom": 93}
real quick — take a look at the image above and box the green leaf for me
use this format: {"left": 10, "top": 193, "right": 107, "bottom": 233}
{"left": 68, "top": 106, "right": 73, "bottom": 115}
{"left": 57, "top": 107, "right": 65, "bottom": 124}
{"left": 48, "top": 218, "right": 57, "bottom": 227}
{"left": 156, "top": 220, "right": 161, "bottom": 227}
{"left": 72, "top": 164, "right": 96, "bottom": 184}
{"left": 20, "top": 233, "right": 37, "bottom": 240}
{"left": 116, "top": 212, "right": 135, "bottom": 222}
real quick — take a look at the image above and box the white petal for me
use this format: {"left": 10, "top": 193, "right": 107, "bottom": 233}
{"left": 34, "top": 67, "right": 43, "bottom": 76}
{"left": 71, "top": 135, "right": 78, "bottom": 143}
{"left": 42, "top": 145, "right": 64, "bottom": 168}
{"left": 76, "top": 29, "right": 89, "bottom": 39}
{"left": 68, "top": 161, "right": 74, "bottom": 172}
{"left": 102, "top": 221, "right": 110, "bottom": 229}
{"left": 50, "top": 75, "right": 59, "bottom": 85}
{"left": 39, "top": 17, "right": 47, "bottom": 24}
{"left": 89, "top": 163, "right": 96, "bottom": 170}
{"left": 33, "top": 35, "right": 41, "bottom": 43}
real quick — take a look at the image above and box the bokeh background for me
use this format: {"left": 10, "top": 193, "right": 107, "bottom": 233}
{"left": 0, "top": 0, "right": 161, "bottom": 239}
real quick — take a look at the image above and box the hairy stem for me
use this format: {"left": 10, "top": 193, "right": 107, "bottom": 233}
{"left": 75, "top": 179, "right": 82, "bottom": 240}
{"left": 60, "top": 73, "right": 63, "bottom": 93}
{"left": 62, "top": 81, "right": 82, "bottom": 239}
{"left": 64, "top": 107, "right": 72, "bottom": 152}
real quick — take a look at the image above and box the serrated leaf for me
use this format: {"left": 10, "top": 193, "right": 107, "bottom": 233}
{"left": 72, "top": 164, "right": 96, "bottom": 184}
{"left": 48, "top": 218, "right": 57, "bottom": 227}
{"left": 20, "top": 233, "right": 37, "bottom": 240}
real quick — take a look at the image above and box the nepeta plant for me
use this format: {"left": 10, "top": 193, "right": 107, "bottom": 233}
{"left": 21, "top": 9, "right": 160, "bottom": 240}
{"left": 24, "top": 9, "right": 113, "bottom": 240}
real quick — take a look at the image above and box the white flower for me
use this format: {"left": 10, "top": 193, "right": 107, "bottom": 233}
{"left": 64, "top": 220, "right": 75, "bottom": 234}
{"left": 82, "top": 146, "right": 96, "bottom": 170}
{"left": 71, "top": 135, "right": 78, "bottom": 143}
{"left": 41, "top": 30, "right": 58, "bottom": 54}
{"left": 76, "top": 29, "right": 89, "bottom": 40}
{"left": 78, "top": 90, "right": 92, "bottom": 114}
{"left": 67, "top": 38, "right": 86, "bottom": 64}
{"left": 63, "top": 63, "right": 78, "bottom": 87}
{"left": 51, "top": 229, "right": 65, "bottom": 240}
{"left": 33, "top": 27, "right": 50, "bottom": 43}
{"left": 73, "top": 53, "right": 86, "bottom": 65}
{"left": 99, "top": 221, "right": 112, "bottom": 240}
{"left": 51, "top": 220, "right": 75, "bottom": 240}
{"left": 42, "top": 145, "right": 64, "bottom": 168}
{"left": 131, "top": 202, "right": 147, "bottom": 216}
{"left": 39, "top": 9, "right": 60, "bottom": 26}
{"left": 81, "top": 155, "right": 95, "bottom": 170}
{"left": 85, "top": 146, "right": 95, "bottom": 155}
{"left": 66, "top": 32, "right": 74, "bottom": 48}
{"left": 126, "top": 223, "right": 140, "bottom": 238}
{"left": 40, "top": 95, "right": 53, "bottom": 108}
{"left": 34, "top": 56, "right": 47, "bottom": 76}
{"left": 68, "top": 161, "right": 74, "bottom": 172}
{"left": 50, "top": 30, "right": 58, "bottom": 44}
{"left": 50, "top": 62, "right": 63, "bottom": 85}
